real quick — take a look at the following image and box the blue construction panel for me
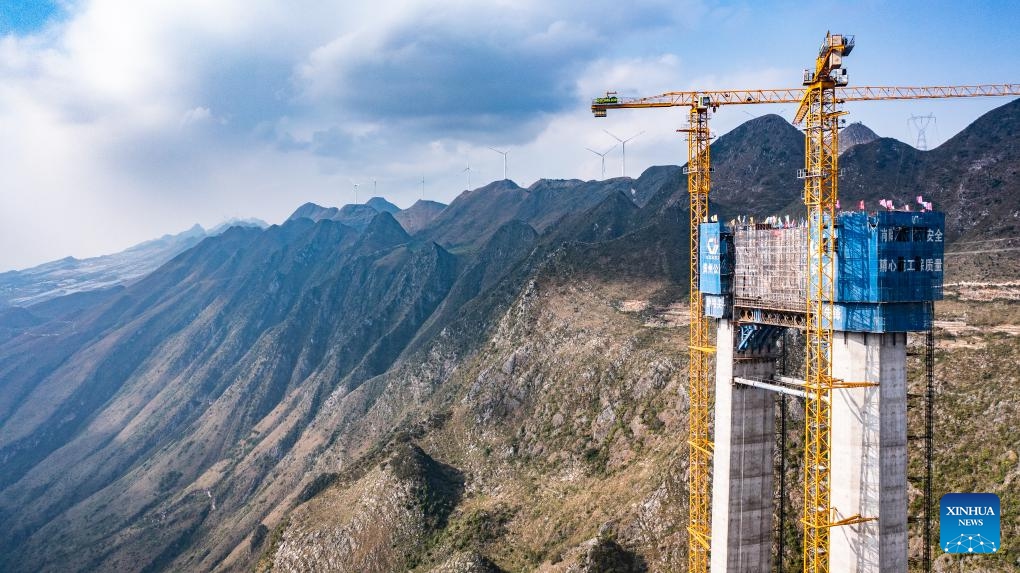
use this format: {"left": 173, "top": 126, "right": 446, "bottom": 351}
{"left": 832, "top": 302, "right": 933, "bottom": 332}
{"left": 836, "top": 211, "right": 944, "bottom": 304}
{"left": 699, "top": 222, "right": 733, "bottom": 295}
{"left": 704, "top": 294, "right": 731, "bottom": 318}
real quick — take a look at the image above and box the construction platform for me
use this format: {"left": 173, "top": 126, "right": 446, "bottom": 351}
{"left": 700, "top": 210, "right": 944, "bottom": 330}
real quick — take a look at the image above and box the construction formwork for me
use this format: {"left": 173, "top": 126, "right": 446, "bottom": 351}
{"left": 700, "top": 210, "right": 944, "bottom": 332}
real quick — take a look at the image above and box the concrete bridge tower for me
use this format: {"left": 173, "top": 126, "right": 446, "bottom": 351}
{"left": 699, "top": 210, "right": 944, "bottom": 573}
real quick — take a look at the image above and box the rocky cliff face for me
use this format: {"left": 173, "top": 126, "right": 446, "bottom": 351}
{"left": 0, "top": 214, "right": 461, "bottom": 572}
{"left": 263, "top": 442, "right": 464, "bottom": 572}
{"left": 839, "top": 121, "right": 879, "bottom": 155}
{"left": 255, "top": 247, "right": 691, "bottom": 572}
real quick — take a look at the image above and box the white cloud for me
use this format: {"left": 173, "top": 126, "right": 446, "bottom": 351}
{"left": 181, "top": 106, "right": 217, "bottom": 126}
{"left": 577, "top": 54, "right": 685, "bottom": 99}
{"left": 1, "top": 0, "right": 1014, "bottom": 270}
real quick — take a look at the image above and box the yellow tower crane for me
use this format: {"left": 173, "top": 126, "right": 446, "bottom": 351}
{"left": 794, "top": 32, "right": 875, "bottom": 573}
{"left": 681, "top": 98, "right": 713, "bottom": 573}
{"left": 592, "top": 56, "right": 1020, "bottom": 573}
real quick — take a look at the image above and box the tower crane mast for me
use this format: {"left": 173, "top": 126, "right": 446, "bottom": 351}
{"left": 591, "top": 46, "right": 1020, "bottom": 573}
{"left": 795, "top": 32, "right": 869, "bottom": 573}
{"left": 679, "top": 100, "right": 714, "bottom": 573}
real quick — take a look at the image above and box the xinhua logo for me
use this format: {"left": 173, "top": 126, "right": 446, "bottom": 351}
{"left": 940, "top": 493, "right": 1000, "bottom": 554}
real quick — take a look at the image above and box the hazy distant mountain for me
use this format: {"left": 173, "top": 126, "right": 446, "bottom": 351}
{"left": 393, "top": 199, "right": 447, "bottom": 234}
{"left": 0, "top": 219, "right": 266, "bottom": 307}
{"left": 288, "top": 201, "right": 394, "bottom": 230}
{"left": 209, "top": 217, "right": 269, "bottom": 235}
{"left": 365, "top": 196, "right": 401, "bottom": 214}
{"left": 287, "top": 202, "right": 340, "bottom": 222}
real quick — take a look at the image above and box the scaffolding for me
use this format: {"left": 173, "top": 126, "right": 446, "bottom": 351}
{"left": 734, "top": 223, "right": 808, "bottom": 312}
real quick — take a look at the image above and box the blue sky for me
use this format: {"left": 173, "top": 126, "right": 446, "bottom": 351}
{"left": 0, "top": 1, "right": 61, "bottom": 34}
{"left": 1, "top": 0, "right": 1019, "bottom": 270}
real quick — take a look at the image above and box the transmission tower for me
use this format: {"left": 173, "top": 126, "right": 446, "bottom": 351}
{"left": 908, "top": 114, "right": 937, "bottom": 150}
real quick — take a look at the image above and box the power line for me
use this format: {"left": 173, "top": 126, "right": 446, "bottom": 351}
{"left": 908, "top": 114, "right": 938, "bottom": 150}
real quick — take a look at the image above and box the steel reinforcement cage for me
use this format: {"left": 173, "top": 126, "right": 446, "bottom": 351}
{"left": 734, "top": 224, "right": 808, "bottom": 311}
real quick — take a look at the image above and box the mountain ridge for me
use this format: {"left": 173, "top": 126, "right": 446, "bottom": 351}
{"left": 1, "top": 99, "right": 1019, "bottom": 572}
{"left": 0, "top": 219, "right": 267, "bottom": 308}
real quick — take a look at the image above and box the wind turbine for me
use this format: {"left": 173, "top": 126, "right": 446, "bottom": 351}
{"left": 488, "top": 147, "right": 509, "bottom": 180}
{"left": 353, "top": 183, "right": 359, "bottom": 204}
{"left": 585, "top": 144, "right": 618, "bottom": 179}
{"left": 462, "top": 165, "right": 472, "bottom": 189}
{"left": 603, "top": 129, "right": 644, "bottom": 177}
